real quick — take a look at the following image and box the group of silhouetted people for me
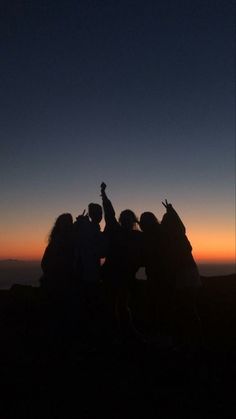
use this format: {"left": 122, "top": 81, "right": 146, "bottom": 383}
{"left": 40, "top": 183, "right": 202, "bottom": 348}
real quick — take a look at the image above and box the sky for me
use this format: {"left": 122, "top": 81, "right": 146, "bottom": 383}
{"left": 0, "top": 0, "right": 235, "bottom": 263}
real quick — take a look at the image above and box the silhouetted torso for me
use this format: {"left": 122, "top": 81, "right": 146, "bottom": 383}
{"left": 74, "top": 216, "right": 106, "bottom": 283}
{"left": 161, "top": 204, "right": 199, "bottom": 283}
{"left": 160, "top": 203, "right": 202, "bottom": 344}
{"left": 142, "top": 223, "right": 169, "bottom": 281}
{"left": 41, "top": 233, "right": 74, "bottom": 295}
{"left": 101, "top": 194, "right": 143, "bottom": 286}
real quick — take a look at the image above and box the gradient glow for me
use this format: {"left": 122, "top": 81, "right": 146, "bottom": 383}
{"left": 0, "top": 1, "right": 235, "bottom": 263}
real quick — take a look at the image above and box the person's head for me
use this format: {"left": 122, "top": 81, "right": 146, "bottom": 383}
{"left": 119, "top": 209, "right": 138, "bottom": 231}
{"left": 48, "top": 213, "right": 73, "bottom": 243}
{"left": 88, "top": 203, "right": 103, "bottom": 224}
{"left": 139, "top": 212, "right": 159, "bottom": 233}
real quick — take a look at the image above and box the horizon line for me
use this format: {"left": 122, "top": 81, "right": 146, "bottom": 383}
{"left": 0, "top": 258, "right": 235, "bottom": 266}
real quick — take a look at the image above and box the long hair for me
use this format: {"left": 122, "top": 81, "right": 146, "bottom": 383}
{"left": 119, "top": 209, "right": 139, "bottom": 231}
{"left": 48, "top": 213, "right": 73, "bottom": 243}
{"left": 139, "top": 211, "right": 160, "bottom": 232}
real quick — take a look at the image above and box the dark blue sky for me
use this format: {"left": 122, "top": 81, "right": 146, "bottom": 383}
{"left": 0, "top": 0, "right": 235, "bottom": 260}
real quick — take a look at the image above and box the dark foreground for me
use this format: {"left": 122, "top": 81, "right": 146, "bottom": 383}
{"left": 0, "top": 274, "right": 236, "bottom": 418}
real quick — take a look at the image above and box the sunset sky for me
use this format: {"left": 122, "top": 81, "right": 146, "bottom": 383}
{"left": 1, "top": 0, "right": 235, "bottom": 263}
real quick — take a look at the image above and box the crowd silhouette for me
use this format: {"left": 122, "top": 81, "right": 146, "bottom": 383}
{"left": 40, "top": 183, "right": 202, "bottom": 349}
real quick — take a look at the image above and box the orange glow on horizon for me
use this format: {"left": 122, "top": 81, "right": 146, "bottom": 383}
{"left": 188, "top": 226, "right": 235, "bottom": 264}
{"left": 0, "top": 244, "right": 45, "bottom": 262}
{"left": 0, "top": 216, "right": 235, "bottom": 264}
{"left": 0, "top": 240, "right": 235, "bottom": 264}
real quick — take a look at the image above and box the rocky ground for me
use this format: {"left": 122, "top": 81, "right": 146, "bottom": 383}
{"left": 0, "top": 274, "right": 235, "bottom": 418}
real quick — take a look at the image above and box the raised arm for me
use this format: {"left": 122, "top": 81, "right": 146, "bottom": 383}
{"left": 161, "top": 199, "right": 186, "bottom": 235}
{"left": 100, "top": 182, "right": 117, "bottom": 229}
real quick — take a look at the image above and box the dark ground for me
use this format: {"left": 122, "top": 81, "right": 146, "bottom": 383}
{"left": 0, "top": 274, "right": 235, "bottom": 418}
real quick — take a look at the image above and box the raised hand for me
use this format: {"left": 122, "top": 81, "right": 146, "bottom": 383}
{"left": 162, "top": 199, "right": 172, "bottom": 209}
{"left": 76, "top": 209, "right": 89, "bottom": 222}
{"left": 101, "top": 182, "right": 107, "bottom": 192}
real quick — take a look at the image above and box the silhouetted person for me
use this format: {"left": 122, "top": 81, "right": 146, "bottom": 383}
{"left": 139, "top": 211, "right": 173, "bottom": 341}
{"left": 88, "top": 202, "right": 103, "bottom": 226}
{"left": 40, "top": 213, "right": 75, "bottom": 345}
{"left": 41, "top": 213, "right": 74, "bottom": 297}
{"left": 161, "top": 200, "right": 202, "bottom": 346}
{"left": 73, "top": 204, "right": 107, "bottom": 344}
{"left": 101, "top": 182, "right": 144, "bottom": 342}
{"left": 74, "top": 204, "right": 106, "bottom": 283}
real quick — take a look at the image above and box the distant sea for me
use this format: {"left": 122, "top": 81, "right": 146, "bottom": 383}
{"left": 0, "top": 260, "right": 235, "bottom": 290}
{"left": 0, "top": 260, "right": 42, "bottom": 290}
